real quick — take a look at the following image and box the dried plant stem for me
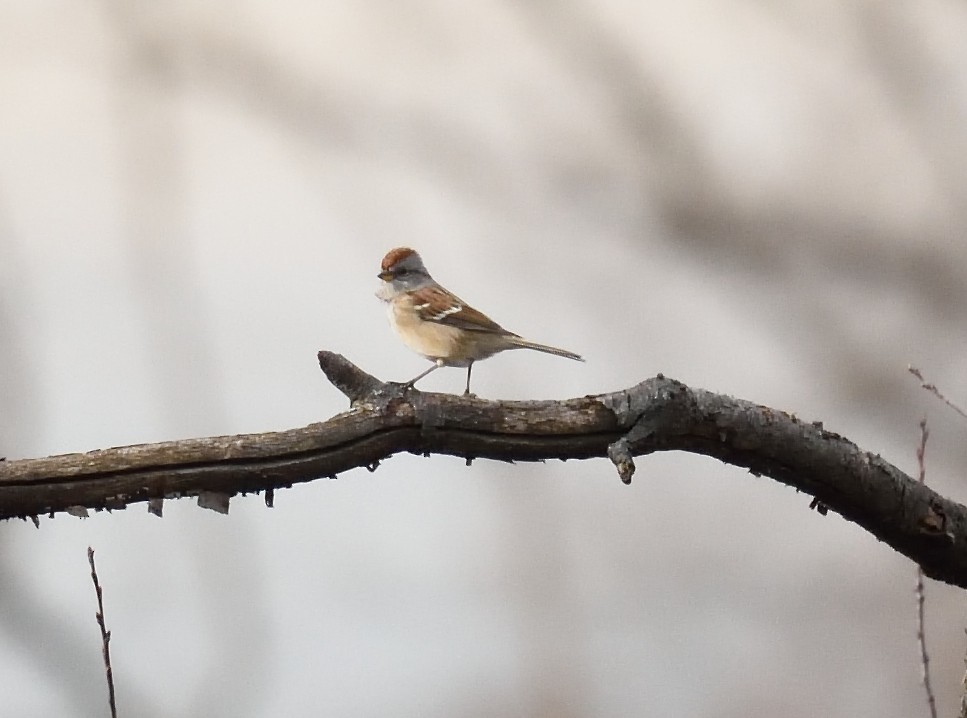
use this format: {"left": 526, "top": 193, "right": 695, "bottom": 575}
{"left": 915, "top": 565, "right": 937, "bottom": 718}
{"left": 914, "top": 419, "right": 937, "bottom": 718}
{"left": 961, "top": 634, "right": 967, "bottom": 718}
{"left": 88, "top": 547, "right": 117, "bottom": 718}
{"left": 909, "top": 365, "right": 967, "bottom": 421}
{"left": 910, "top": 366, "right": 967, "bottom": 715}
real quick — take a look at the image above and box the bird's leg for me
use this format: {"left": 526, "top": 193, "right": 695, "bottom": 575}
{"left": 463, "top": 361, "right": 474, "bottom": 396}
{"left": 404, "top": 359, "right": 444, "bottom": 390}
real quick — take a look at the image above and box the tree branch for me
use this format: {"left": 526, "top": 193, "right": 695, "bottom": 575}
{"left": 1, "top": 351, "right": 965, "bottom": 588}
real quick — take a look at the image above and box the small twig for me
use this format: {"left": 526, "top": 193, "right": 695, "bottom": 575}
{"left": 959, "top": 629, "right": 967, "bottom": 718}
{"left": 909, "top": 365, "right": 967, "bottom": 421}
{"left": 914, "top": 419, "right": 937, "bottom": 718}
{"left": 910, "top": 366, "right": 967, "bottom": 715}
{"left": 87, "top": 547, "right": 117, "bottom": 718}
{"left": 961, "top": 627, "right": 967, "bottom": 718}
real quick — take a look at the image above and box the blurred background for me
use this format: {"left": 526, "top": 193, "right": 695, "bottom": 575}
{"left": 1, "top": 1, "right": 966, "bottom": 716}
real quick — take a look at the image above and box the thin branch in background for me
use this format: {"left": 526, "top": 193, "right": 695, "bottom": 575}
{"left": 87, "top": 547, "right": 117, "bottom": 718}
{"left": 909, "top": 365, "right": 967, "bottom": 421}
{"left": 961, "top": 627, "right": 967, "bottom": 718}
{"left": 910, "top": 365, "right": 967, "bottom": 715}
{"left": 914, "top": 418, "right": 937, "bottom": 718}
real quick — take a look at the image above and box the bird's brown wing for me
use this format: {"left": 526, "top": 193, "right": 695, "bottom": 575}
{"left": 408, "top": 285, "right": 512, "bottom": 335}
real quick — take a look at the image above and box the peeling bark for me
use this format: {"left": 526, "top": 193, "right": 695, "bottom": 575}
{"left": 0, "top": 350, "right": 964, "bottom": 588}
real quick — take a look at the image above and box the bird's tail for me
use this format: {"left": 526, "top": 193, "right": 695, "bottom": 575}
{"left": 507, "top": 337, "right": 584, "bottom": 362}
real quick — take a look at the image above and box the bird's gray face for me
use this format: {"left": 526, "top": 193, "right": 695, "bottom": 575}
{"left": 376, "top": 253, "right": 432, "bottom": 300}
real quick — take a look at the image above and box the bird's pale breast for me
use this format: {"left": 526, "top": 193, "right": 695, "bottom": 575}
{"left": 388, "top": 297, "right": 505, "bottom": 366}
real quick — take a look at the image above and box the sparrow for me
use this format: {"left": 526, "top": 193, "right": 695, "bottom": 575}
{"left": 376, "top": 247, "right": 584, "bottom": 395}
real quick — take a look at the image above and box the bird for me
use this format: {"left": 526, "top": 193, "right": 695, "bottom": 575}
{"left": 376, "top": 247, "right": 584, "bottom": 395}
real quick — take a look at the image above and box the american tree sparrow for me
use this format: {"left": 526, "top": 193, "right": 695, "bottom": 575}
{"left": 376, "top": 247, "right": 584, "bottom": 395}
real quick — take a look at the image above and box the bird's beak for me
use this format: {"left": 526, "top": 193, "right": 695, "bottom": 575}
{"left": 377, "top": 271, "right": 393, "bottom": 281}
